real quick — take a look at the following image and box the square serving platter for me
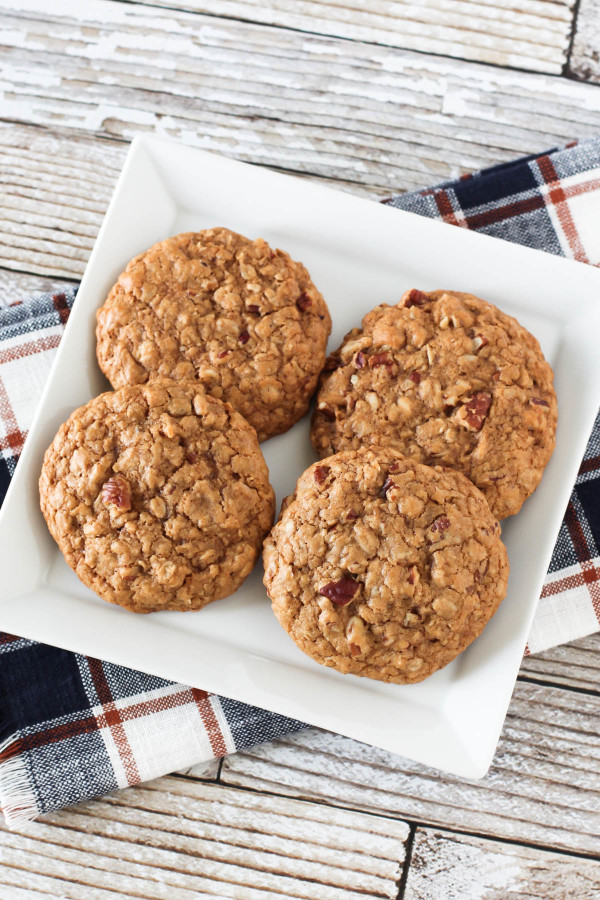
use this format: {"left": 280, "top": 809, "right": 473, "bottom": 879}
{"left": 1, "top": 136, "right": 599, "bottom": 779}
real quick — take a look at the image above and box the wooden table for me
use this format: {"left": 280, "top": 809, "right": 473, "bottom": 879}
{"left": 2, "top": 2, "right": 600, "bottom": 896}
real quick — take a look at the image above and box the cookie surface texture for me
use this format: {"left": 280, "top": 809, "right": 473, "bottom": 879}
{"left": 40, "top": 381, "right": 275, "bottom": 613}
{"left": 311, "top": 289, "right": 557, "bottom": 518}
{"left": 96, "top": 228, "right": 331, "bottom": 442}
{"left": 263, "top": 448, "right": 509, "bottom": 684}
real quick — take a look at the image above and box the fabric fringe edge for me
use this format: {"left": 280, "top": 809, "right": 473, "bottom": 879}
{"left": 0, "top": 735, "right": 39, "bottom": 827}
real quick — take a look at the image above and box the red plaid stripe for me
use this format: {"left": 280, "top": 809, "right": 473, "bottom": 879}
{"left": 537, "top": 155, "right": 590, "bottom": 264}
{"left": 87, "top": 657, "right": 140, "bottom": 784}
{"left": 0, "top": 378, "right": 26, "bottom": 455}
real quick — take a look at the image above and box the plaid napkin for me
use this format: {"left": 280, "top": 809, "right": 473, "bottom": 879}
{"left": 2, "top": 138, "right": 600, "bottom": 826}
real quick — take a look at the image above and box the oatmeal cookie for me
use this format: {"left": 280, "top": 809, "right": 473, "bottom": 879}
{"left": 40, "top": 381, "right": 275, "bottom": 613}
{"left": 263, "top": 448, "right": 509, "bottom": 684}
{"left": 311, "top": 289, "right": 557, "bottom": 519}
{"left": 96, "top": 228, "right": 331, "bottom": 442}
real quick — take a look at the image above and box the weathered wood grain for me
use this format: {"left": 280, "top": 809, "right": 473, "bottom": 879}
{"left": 177, "top": 758, "right": 221, "bottom": 780}
{"left": 0, "top": 776, "right": 409, "bottom": 900}
{"left": 0, "top": 124, "right": 393, "bottom": 279}
{"left": 520, "top": 632, "right": 600, "bottom": 693}
{"left": 128, "top": 0, "right": 575, "bottom": 74}
{"left": 569, "top": 0, "right": 600, "bottom": 83}
{"left": 0, "top": 267, "right": 75, "bottom": 306}
{"left": 1, "top": 0, "right": 600, "bottom": 198}
{"left": 0, "top": 125, "right": 124, "bottom": 278}
{"left": 404, "top": 827, "right": 600, "bottom": 899}
{"left": 222, "top": 681, "right": 600, "bottom": 855}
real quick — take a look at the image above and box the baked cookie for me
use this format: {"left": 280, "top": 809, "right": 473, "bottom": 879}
{"left": 311, "top": 289, "right": 557, "bottom": 519}
{"left": 40, "top": 381, "right": 275, "bottom": 613}
{"left": 264, "top": 448, "right": 509, "bottom": 684}
{"left": 96, "top": 228, "right": 331, "bottom": 442}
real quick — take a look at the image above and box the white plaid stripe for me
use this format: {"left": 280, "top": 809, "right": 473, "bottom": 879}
{"left": 91, "top": 683, "right": 236, "bottom": 788}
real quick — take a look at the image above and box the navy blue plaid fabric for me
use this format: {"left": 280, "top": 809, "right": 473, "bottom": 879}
{"left": 1, "top": 137, "right": 600, "bottom": 823}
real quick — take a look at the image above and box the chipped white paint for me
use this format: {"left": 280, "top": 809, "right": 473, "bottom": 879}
{"left": 405, "top": 828, "right": 600, "bottom": 899}
{"left": 570, "top": 0, "right": 600, "bottom": 83}
{"left": 138, "top": 0, "right": 576, "bottom": 73}
{"left": 0, "top": 0, "right": 599, "bottom": 198}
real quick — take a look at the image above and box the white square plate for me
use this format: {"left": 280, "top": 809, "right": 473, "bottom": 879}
{"left": 1, "top": 136, "right": 599, "bottom": 779}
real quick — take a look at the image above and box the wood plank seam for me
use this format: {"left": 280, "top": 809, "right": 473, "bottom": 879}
{"left": 517, "top": 673, "right": 600, "bottom": 696}
{"left": 564, "top": 0, "right": 584, "bottom": 72}
{"left": 216, "top": 771, "right": 600, "bottom": 852}
{"left": 395, "top": 824, "right": 416, "bottom": 900}
{"left": 109, "top": 0, "right": 573, "bottom": 77}
{"left": 212, "top": 774, "right": 600, "bottom": 857}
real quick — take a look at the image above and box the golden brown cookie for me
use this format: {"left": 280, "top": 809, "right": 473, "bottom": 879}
{"left": 96, "top": 228, "right": 331, "bottom": 442}
{"left": 40, "top": 381, "right": 275, "bottom": 613}
{"left": 264, "top": 448, "right": 509, "bottom": 684}
{"left": 311, "top": 289, "right": 557, "bottom": 519}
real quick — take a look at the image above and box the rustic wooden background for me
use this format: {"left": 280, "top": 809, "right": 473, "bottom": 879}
{"left": 1, "top": 1, "right": 600, "bottom": 897}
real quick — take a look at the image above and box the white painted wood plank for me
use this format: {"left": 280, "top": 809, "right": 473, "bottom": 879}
{"left": 0, "top": 126, "right": 125, "bottom": 278}
{"left": 0, "top": 1, "right": 599, "bottom": 198}
{"left": 0, "top": 125, "right": 390, "bottom": 279}
{"left": 136, "top": 0, "right": 575, "bottom": 74}
{"left": 520, "top": 633, "right": 600, "bottom": 692}
{"left": 0, "top": 267, "right": 75, "bottom": 306}
{"left": 0, "top": 887, "right": 51, "bottom": 900}
{"left": 404, "top": 827, "right": 600, "bottom": 899}
{"left": 0, "top": 777, "right": 408, "bottom": 900}
{"left": 569, "top": 0, "right": 600, "bottom": 83}
{"left": 177, "top": 758, "right": 221, "bottom": 779}
{"left": 222, "top": 681, "right": 600, "bottom": 854}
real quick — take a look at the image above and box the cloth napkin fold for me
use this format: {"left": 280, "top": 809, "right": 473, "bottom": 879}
{"left": 1, "top": 137, "right": 600, "bottom": 826}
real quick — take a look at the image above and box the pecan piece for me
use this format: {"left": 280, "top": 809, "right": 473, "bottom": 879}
{"left": 296, "top": 293, "right": 312, "bottom": 311}
{"left": 247, "top": 304, "right": 260, "bottom": 315}
{"left": 409, "top": 371, "right": 421, "bottom": 384}
{"left": 102, "top": 474, "right": 131, "bottom": 511}
{"left": 313, "top": 465, "right": 330, "bottom": 485}
{"left": 430, "top": 516, "right": 450, "bottom": 533}
{"left": 462, "top": 392, "right": 492, "bottom": 431}
{"left": 238, "top": 330, "right": 250, "bottom": 344}
{"left": 355, "top": 350, "right": 366, "bottom": 369}
{"left": 369, "top": 352, "right": 393, "bottom": 369}
{"left": 531, "top": 397, "right": 550, "bottom": 408}
{"left": 381, "top": 476, "right": 395, "bottom": 498}
{"left": 319, "top": 577, "right": 359, "bottom": 605}
{"left": 400, "top": 288, "right": 428, "bottom": 308}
